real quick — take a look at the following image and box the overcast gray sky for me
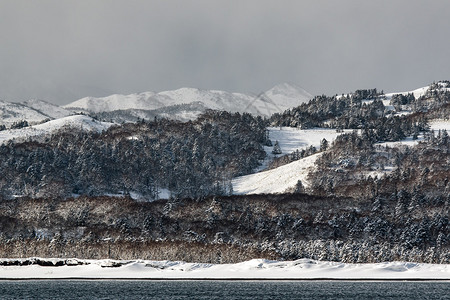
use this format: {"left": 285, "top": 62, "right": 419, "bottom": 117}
{"left": 1, "top": 0, "right": 450, "bottom": 105}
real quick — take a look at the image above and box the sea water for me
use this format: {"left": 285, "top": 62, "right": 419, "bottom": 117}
{"left": 0, "top": 280, "right": 448, "bottom": 299}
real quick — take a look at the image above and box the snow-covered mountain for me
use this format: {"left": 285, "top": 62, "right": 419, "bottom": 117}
{"left": 63, "top": 91, "right": 159, "bottom": 113}
{"left": 0, "top": 100, "right": 50, "bottom": 126}
{"left": 63, "top": 84, "right": 313, "bottom": 117}
{"left": 22, "top": 99, "right": 72, "bottom": 120}
{"left": 0, "top": 99, "right": 74, "bottom": 127}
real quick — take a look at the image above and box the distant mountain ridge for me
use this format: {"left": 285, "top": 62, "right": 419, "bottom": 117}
{"left": 63, "top": 83, "right": 313, "bottom": 117}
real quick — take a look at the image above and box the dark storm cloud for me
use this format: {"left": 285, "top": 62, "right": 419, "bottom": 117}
{"left": 1, "top": 0, "right": 450, "bottom": 104}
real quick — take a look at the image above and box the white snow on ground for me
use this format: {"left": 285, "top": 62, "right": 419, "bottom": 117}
{"left": 377, "top": 136, "right": 423, "bottom": 148}
{"left": 385, "top": 85, "right": 429, "bottom": 100}
{"left": 265, "top": 127, "right": 347, "bottom": 158}
{"left": 0, "top": 258, "right": 448, "bottom": 279}
{"left": 233, "top": 153, "right": 321, "bottom": 194}
{"left": 0, "top": 115, "right": 113, "bottom": 144}
{"left": 233, "top": 127, "right": 348, "bottom": 194}
{"left": 429, "top": 119, "right": 450, "bottom": 131}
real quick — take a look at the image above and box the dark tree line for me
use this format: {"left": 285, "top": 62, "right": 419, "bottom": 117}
{"left": 0, "top": 193, "right": 447, "bottom": 263}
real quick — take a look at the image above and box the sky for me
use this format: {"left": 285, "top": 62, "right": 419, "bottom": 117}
{"left": 1, "top": 0, "right": 450, "bottom": 105}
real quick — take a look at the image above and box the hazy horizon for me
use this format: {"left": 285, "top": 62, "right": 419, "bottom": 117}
{"left": 1, "top": 0, "right": 450, "bottom": 104}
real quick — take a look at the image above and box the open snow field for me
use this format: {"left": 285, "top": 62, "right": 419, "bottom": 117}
{"left": 264, "top": 127, "right": 346, "bottom": 158}
{"left": 233, "top": 127, "right": 347, "bottom": 195}
{"left": 1, "top": 258, "right": 448, "bottom": 280}
{"left": 233, "top": 153, "right": 321, "bottom": 194}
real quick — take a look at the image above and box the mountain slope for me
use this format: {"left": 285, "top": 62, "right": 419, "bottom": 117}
{"left": 22, "top": 99, "right": 72, "bottom": 119}
{"left": 0, "top": 100, "right": 50, "bottom": 126}
{"left": 63, "top": 84, "right": 313, "bottom": 117}
{"left": 232, "top": 152, "right": 321, "bottom": 194}
{"left": 64, "top": 92, "right": 159, "bottom": 113}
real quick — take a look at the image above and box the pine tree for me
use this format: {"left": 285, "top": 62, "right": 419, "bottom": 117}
{"left": 320, "top": 138, "right": 329, "bottom": 151}
{"left": 272, "top": 141, "right": 282, "bottom": 155}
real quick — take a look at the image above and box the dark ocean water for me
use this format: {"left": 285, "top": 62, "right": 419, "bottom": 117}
{"left": 0, "top": 280, "right": 448, "bottom": 299}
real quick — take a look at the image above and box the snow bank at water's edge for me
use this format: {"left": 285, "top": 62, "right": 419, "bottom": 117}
{"left": 1, "top": 258, "right": 448, "bottom": 279}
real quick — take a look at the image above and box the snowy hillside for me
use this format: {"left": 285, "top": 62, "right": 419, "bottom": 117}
{"left": 63, "top": 84, "right": 313, "bottom": 117}
{"left": 0, "top": 100, "right": 50, "bottom": 126}
{"left": 233, "top": 153, "right": 322, "bottom": 194}
{"left": 233, "top": 127, "right": 349, "bottom": 194}
{"left": 0, "top": 115, "right": 113, "bottom": 144}
{"left": 22, "top": 99, "right": 72, "bottom": 119}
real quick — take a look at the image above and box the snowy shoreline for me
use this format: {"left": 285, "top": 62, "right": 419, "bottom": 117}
{"left": 1, "top": 258, "right": 449, "bottom": 280}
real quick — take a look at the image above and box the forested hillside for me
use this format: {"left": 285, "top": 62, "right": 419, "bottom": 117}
{"left": 0, "top": 111, "right": 267, "bottom": 200}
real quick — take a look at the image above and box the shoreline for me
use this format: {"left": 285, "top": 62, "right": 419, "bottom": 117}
{"left": 1, "top": 258, "right": 449, "bottom": 281}
{"left": 1, "top": 278, "right": 449, "bottom": 282}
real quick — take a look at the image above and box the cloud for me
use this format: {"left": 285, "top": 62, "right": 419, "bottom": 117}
{"left": 1, "top": 0, "right": 449, "bottom": 104}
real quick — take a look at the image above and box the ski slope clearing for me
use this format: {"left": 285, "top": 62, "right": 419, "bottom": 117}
{"left": 0, "top": 115, "right": 113, "bottom": 144}
{"left": 233, "top": 153, "right": 321, "bottom": 194}
{"left": 1, "top": 258, "right": 448, "bottom": 280}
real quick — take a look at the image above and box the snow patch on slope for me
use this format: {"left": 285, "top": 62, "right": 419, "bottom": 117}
{"left": 233, "top": 153, "right": 321, "bottom": 194}
{"left": 265, "top": 127, "right": 347, "bottom": 158}
{"left": 385, "top": 86, "right": 429, "bottom": 100}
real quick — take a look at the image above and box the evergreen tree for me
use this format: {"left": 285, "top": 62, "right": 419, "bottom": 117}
{"left": 272, "top": 141, "right": 282, "bottom": 155}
